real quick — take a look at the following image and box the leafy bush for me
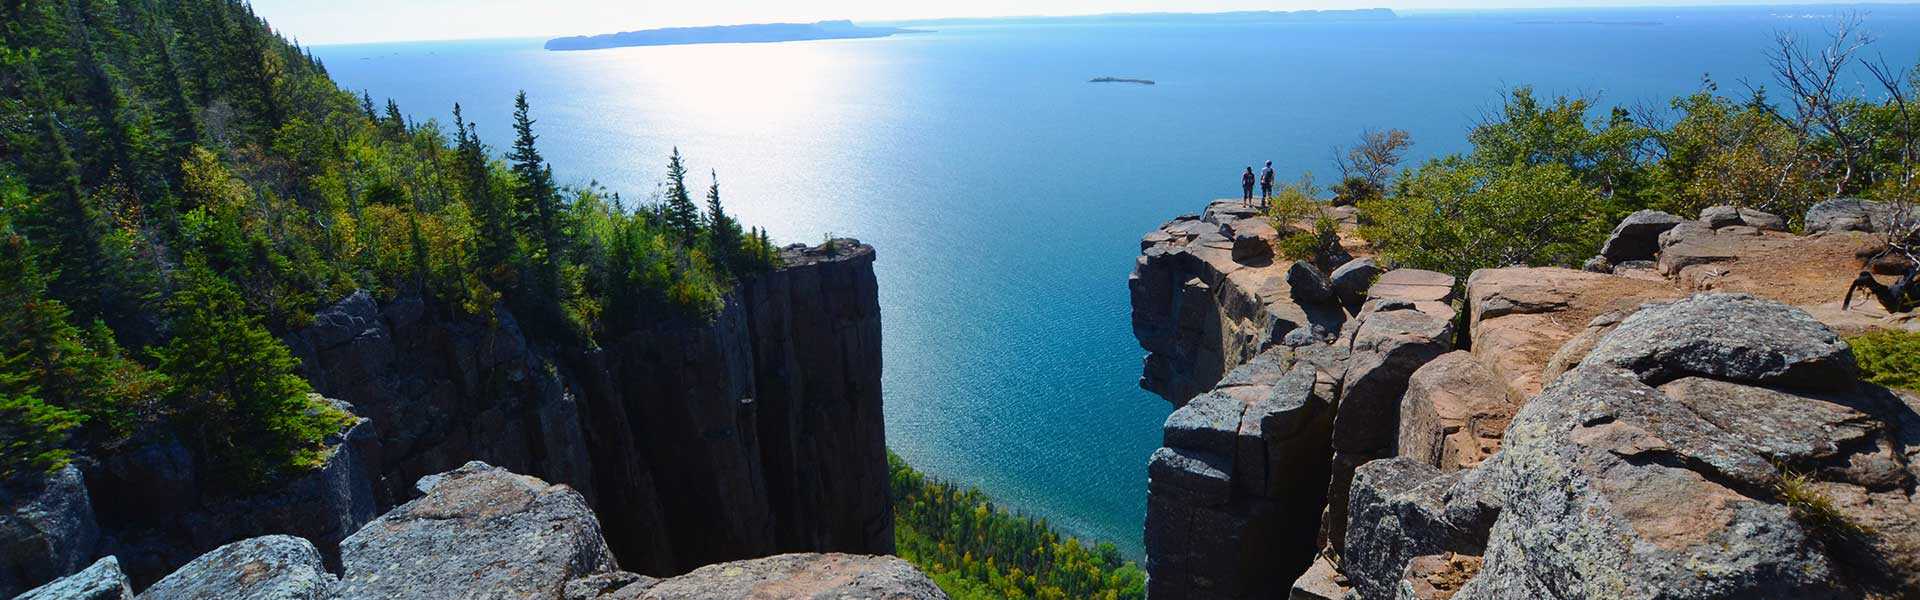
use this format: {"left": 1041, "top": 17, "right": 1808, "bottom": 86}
{"left": 1265, "top": 173, "right": 1322, "bottom": 227}
{"left": 1850, "top": 329, "right": 1920, "bottom": 390}
{"left": 1278, "top": 213, "right": 1346, "bottom": 273}
{"left": 1361, "top": 159, "right": 1610, "bottom": 281}
{"left": 1648, "top": 85, "right": 1826, "bottom": 222}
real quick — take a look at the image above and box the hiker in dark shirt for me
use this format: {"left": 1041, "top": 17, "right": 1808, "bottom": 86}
{"left": 1242, "top": 167, "right": 1256, "bottom": 206}
{"left": 1260, "top": 161, "right": 1276, "bottom": 206}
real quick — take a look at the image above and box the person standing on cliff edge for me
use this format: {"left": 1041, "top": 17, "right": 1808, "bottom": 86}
{"left": 1242, "top": 167, "right": 1256, "bottom": 206}
{"left": 1260, "top": 161, "right": 1275, "bottom": 206}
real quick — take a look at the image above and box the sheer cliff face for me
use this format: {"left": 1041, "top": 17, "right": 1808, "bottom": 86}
{"left": 283, "top": 241, "right": 888, "bottom": 576}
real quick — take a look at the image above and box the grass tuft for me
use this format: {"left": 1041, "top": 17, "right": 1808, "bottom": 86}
{"left": 1775, "top": 469, "right": 1873, "bottom": 540}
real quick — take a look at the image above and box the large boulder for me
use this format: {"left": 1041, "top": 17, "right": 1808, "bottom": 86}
{"left": 1229, "top": 218, "right": 1279, "bottom": 261}
{"left": 1449, "top": 294, "right": 1920, "bottom": 598}
{"left": 1457, "top": 367, "right": 1857, "bottom": 599}
{"left": 336, "top": 462, "right": 616, "bottom": 599}
{"left": 1339, "top": 459, "right": 1491, "bottom": 600}
{"left": 1698, "top": 205, "right": 1785, "bottom": 231}
{"left": 1577, "top": 293, "right": 1856, "bottom": 390}
{"left": 138, "top": 536, "right": 337, "bottom": 600}
{"left": 1599, "top": 210, "right": 1683, "bottom": 262}
{"left": 14, "top": 557, "right": 130, "bottom": 600}
{"left": 0, "top": 464, "right": 99, "bottom": 597}
{"left": 1329, "top": 258, "right": 1380, "bottom": 310}
{"left": 1806, "top": 197, "right": 1900, "bottom": 234}
{"left": 1396, "top": 352, "right": 1514, "bottom": 472}
{"left": 1288, "top": 261, "right": 1336, "bottom": 305}
{"left": 627, "top": 554, "right": 947, "bottom": 600}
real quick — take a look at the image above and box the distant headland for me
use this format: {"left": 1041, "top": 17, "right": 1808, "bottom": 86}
{"left": 545, "top": 20, "right": 915, "bottom": 51}
{"left": 1090, "top": 77, "right": 1155, "bottom": 85}
{"left": 874, "top": 8, "right": 1394, "bottom": 27}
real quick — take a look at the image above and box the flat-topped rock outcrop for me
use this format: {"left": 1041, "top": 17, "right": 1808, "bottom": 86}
{"left": 1131, "top": 200, "right": 1368, "bottom": 406}
{"left": 16, "top": 463, "right": 947, "bottom": 600}
{"left": 1137, "top": 200, "right": 1461, "bottom": 598}
{"left": 1136, "top": 200, "right": 1920, "bottom": 600}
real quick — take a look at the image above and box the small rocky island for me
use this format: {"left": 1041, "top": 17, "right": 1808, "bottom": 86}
{"left": 546, "top": 20, "right": 914, "bottom": 51}
{"left": 1091, "top": 77, "right": 1156, "bottom": 85}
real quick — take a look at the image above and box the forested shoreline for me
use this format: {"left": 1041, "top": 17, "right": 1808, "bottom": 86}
{"left": 889, "top": 453, "right": 1148, "bottom": 600}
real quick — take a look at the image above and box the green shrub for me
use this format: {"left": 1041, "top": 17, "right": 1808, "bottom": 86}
{"left": 1265, "top": 173, "right": 1322, "bottom": 227}
{"left": 1277, "top": 214, "right": 1346, "bottom": 272}
{"left": 1360, "top": 159, "right": 1610, "bottom": 281}
{"left": 1850, "top": 329, "right": 1920, "bottom": 391}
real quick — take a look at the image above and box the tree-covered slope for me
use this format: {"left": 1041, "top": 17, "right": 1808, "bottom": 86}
{"left": 0, "top": 0, "right": 777, "bottom": 486}
{"left": 889, "top": 452, "right": 1147, "bottom": 600}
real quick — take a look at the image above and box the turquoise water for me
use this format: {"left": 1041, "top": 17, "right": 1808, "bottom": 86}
{"left": 308, "top": 6, "right": 1920, "bottom": 558}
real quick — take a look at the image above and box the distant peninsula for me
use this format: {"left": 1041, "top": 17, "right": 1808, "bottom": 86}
{"left": 1090, "top": 77, "right": 1155, "bottom": 85}
{"left": 875, "top": 8, "right": 1394, "bottom": 27}
{"left": 545, "top": 20, "right": 915, "bottom": 51}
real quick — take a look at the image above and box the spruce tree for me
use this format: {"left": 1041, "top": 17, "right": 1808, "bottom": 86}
{"left": 152, "top": 257, "right": 348, "bottom": 486}
{"left": 507, "top": 90, "right": 565, "bottom": 286}
{"left": 453, "top": 103, "right": 515, "bottom": 283}
{"left": 662, "top": 147, "right": 701, "bottom": 245}
{"left": 382, "top": 98, "right": 407, "bottom": 138}
{"left": 704, "top": 170, "right": 738, "bottom": 271}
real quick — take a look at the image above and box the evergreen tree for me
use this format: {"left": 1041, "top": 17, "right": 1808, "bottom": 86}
{"left": 382, "top": 98, "right": 407, "bottom": 138}
{"left": 662, "top": 147, "right": 701, "bottom": 244}
{"left": 0, "top": 180, "right": 160, "bottom": 477}
{"left": 704, "top": 170, "right": 738, "bottom": 271}
{"left": 454, "top": 103, "right": 516, "bottom": 285}
{"left": 508, "top": 91, "right": 565, "bottom": 285}
{"left": 151, "top": 257, "right": 348, "bottom": 486}
{"left": 360, "top": 91, "right": 376, "bottom": 119}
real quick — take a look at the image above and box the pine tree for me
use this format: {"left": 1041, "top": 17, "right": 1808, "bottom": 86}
{"left": 662, "top": 147, "right": 701, "bottom": 245}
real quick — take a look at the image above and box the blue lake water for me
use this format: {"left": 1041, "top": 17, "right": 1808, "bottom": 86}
{"left": 308, "top": 5, "right": 1920, "bottom": 558}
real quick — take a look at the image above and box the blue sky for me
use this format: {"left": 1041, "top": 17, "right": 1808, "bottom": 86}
{"left": 253, "top": 0, "right": 1907, "bottom": 45}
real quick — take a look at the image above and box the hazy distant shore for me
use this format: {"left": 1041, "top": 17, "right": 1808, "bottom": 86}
{"left": 545, "top": 20, "right": 915, "bottom": 51}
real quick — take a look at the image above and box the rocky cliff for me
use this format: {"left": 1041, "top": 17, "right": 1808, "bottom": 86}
{"left": 1135, "top": 200, "right": 1920, "bottom": 599}
{"left": 0, "top": 240, "right": 894, "bottom": 595}
{"left": 14, "top": 462, "right": 947, "bottom": 600}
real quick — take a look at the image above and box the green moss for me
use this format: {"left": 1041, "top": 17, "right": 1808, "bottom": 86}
{"left": 1848, "top": 329, "right": 1920, "bottom": 391}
